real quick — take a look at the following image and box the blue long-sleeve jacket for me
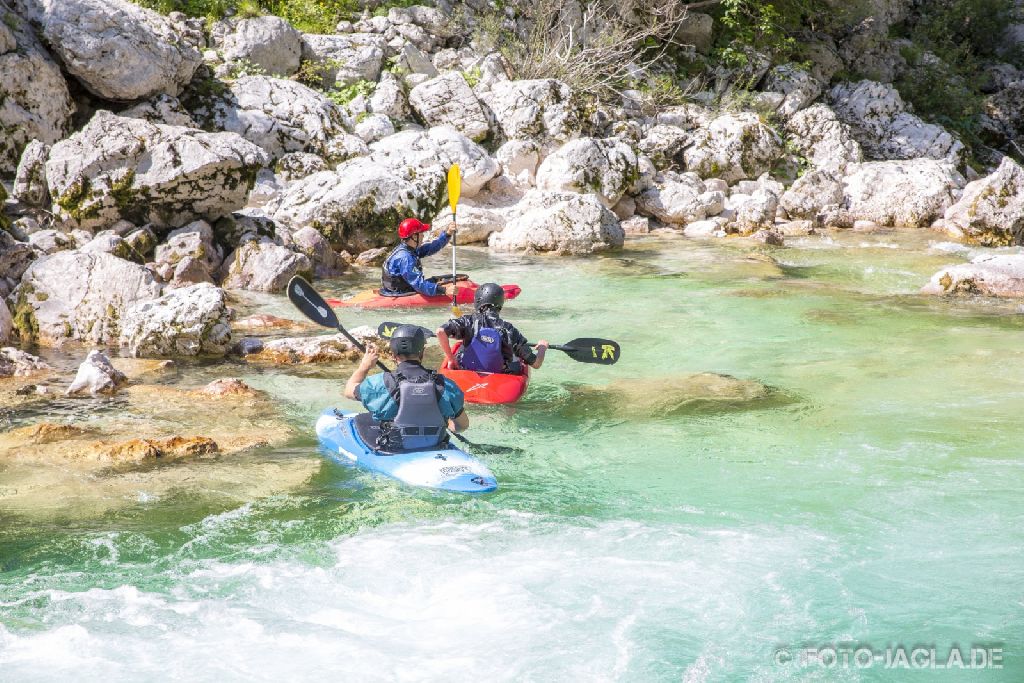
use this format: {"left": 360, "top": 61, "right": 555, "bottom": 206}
{"left": 380, "top": 233, "right": 450, "bottom": 296}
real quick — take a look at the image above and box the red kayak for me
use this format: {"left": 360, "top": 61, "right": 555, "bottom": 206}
{"left": 440, "top": 344, "right": 530, "bottom": 405}
{"left": 327, "top": 281, "right": 521, "bottom": 309}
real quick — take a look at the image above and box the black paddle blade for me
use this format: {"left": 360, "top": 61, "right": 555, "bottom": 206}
{"left": 377, "top": 322, "right": 437, "bottom": 339}
{"left": 287, "top": 276, "right": 339, "bottom": 329}
{"left": 559, "top": 338, "right": 621, "bottom": 365}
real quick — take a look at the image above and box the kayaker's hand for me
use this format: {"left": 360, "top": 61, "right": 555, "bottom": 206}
{"left": 447, "top": 356, "right": 460, "bottom": 370}
{"left": 440, "top": 283, "right": 456, "bottom": 298}
{"left": 359, "top": 347, "right": 379, "bottom": 370}
{"left": 535, "top": 339, "right": 550, "bottom": 350}
{"left": 445, "top": 224, "right": 458, "bottom": 237}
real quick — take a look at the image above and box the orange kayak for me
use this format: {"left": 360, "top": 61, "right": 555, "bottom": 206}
{"left": 326, "top": 281, "right": 521, "bottom": 309}
{"left": 439, "top": 344, "right": 531, "bottom": 405}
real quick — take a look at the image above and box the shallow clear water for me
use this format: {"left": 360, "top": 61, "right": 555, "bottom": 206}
{"left": 2, "top": 231, "right": 1023, "bottom": 681}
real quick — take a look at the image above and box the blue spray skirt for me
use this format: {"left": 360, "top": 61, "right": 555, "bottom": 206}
{"left": 315, "top": 409, "right": 498, "bottom": 493}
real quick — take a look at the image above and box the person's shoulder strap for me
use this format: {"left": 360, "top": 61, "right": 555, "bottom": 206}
{"left": 382, "top": 371, "right": 403, "bottom": 404}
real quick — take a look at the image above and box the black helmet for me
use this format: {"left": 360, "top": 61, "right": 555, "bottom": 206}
{"left": 474, "top": 282, "right": 505, "bottom": 311}
{"left": 389, "top": 324, "right": 426, "bottom": 356}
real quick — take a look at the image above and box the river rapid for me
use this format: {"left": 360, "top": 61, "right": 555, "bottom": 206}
{"left": 1, "top": 231, "right": 1022, "bottom": 681}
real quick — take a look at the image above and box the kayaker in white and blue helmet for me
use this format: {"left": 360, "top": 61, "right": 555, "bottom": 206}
{"left": 380, "top": 218, "right": 459, "bottom": 298}
{"left": 436, "top": 282, "right": 549, "bottom": 375}
{"left": 344, "top": 324, "right": 469, "bottom": 448}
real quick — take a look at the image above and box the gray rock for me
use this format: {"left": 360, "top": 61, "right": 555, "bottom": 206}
{"left": 354, "top": 246, "right": 389, "bottom": 266}
{"left": 923, "top": 254, "right": 1024, "bottom": 297}
{"left": 120, "top": 94, "right": 196, "bottom": 127}
{"left": 210, "top": 16, "right": 302, "bottom": 77}
{"left": 0, "top": 299, "right": 10, "bottom": 343}
{"left": 119, "top": 282, "right": 231, "bottom": 356}
{"left": 287, "top": 226, "right": 346, "bottom": 277}
{"left": 12, "top": 140, "right": 50, "bottom": 207}
{"left": 81, "top": 231, "right": 132, "bottom": 259}
{"left": 222, "top": 239, "right": 312, "bottom": 291}
{"left": 195, "top": 75, "right": 349, "bottom": 161}
{"left": 369, "top": 126, "right": 498, "bottom": 198}
{"left": 154, "top": 220, "right": 223, "bottom": 276}
{"left": 480, "top": 79, "right": 581, "bottom": 144}
{"left": 369, "top": 72, "right": 411, "bottom": 121}
{"left": 829, "top": 80, "right": 964, "bottom": 164}
{"left": 942, "top": 157, "right": 1024, "bottom": 245}
{"left": 842, "top": 159, "right": 965, "bottom": 227}
{"left": 354, "top": 113, "right": 396, "bottom": 143}
{"left": 300, "top": 33, "right": 386, "bottom": 87}
{"left": 785, "top": 104, "right": 863, "bottom": 175}
{"left": 635, "top": 173, "right": 726, "bottom": 225}
{"left": 26, "top": 229, "right": 71, "bottom": 255}
{"left": 673, "top": 12, "right": 713, "bottom": 54}
{"left": 495, "top": 140, "right": 541, "bottom": 187}
{"left": 535, "top": 137, "right": 638, "bottom": 208}
{"left": 276, "top": 152, "right": 328, "bottom": 182}
{"left": 409, "top": 73, "right": 490, "bottom": 142}
{"left": 489, "top": 190, "right": 623, "bottom": 255}
{"left": 324, "top": 133, "right": 371, "bottom": 165}
{"left": 0, "top": 0, "right": 74, "bottom": 174}
{"left": 46, "top": 111, "right": 268, "bottom": 232}
{"left": 779, "top": 169, "right": 844, "bottom": 220}
{"left": 0, "top": 346, "right": 50, "bottom": 377}
{"left": 684, "top": 113, "right": 784, "bottom": 183}
{"left": 764, "top": 64, "right": 822, "bottom": 118}
{"left": 637, "top": 125, "right": 690, "bottom": 170}
{"left": 22, "top": 0, "right": 201, "bottom": 101}
{"left": 125, "top": 227, "right": 158, "bottom": 260}
{"left": 66, "top": 349, "right": 127, "bottom": 396}
{"left": 732, "top": 189, "right": 779, "bottom": 233}
{"left": 0, "top": 230, "right": 36, "bottom": 281}
{"left": 14, "top": 251, "right": 163, "bottom": 345}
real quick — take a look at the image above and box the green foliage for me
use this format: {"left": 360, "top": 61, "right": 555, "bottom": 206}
{"left": 225, "top": 57, "right": 266, "bottom": 78}
{"left": 295, "top": 58, "right": 344, "bottom": 88}
{"left": 325, "top": 79, "right": 376, "bottom": 106}
{"left": 461, "top": 65, "right": 483, "bottom": 88}
{"left": 711, "top": 0, "right": 841, "bottom": 67}
{"left": 236, "top": 0, "right": 261, "bottom": 17}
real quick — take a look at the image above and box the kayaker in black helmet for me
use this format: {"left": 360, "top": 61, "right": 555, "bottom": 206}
{"left": 436, "top": 282, "right": 549, "bottom": 375}
{"left": 344, "top": 325, "right": 469, "bottom": 447}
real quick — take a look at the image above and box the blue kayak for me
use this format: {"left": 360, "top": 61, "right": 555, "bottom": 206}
{"left": 315, "top": 409, "right": 498, "bottom": 493}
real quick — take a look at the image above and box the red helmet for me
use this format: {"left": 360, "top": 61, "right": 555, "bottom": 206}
{"left": 398, "top": 218, "right": 430, "bottom": 239}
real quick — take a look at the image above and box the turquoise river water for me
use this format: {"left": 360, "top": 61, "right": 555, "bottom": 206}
{"left": 1, "top": 231, "right": 1022, "bottom": 681}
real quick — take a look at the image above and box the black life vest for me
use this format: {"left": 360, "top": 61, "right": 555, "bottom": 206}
{"left": 379, "top": 243, "right": 422, "bottom": 296}
{"left": 379, "top": 361, "right": 447, "bottom": 450}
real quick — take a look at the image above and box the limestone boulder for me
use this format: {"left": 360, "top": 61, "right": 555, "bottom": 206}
{"left": 119, "top": 282, "right": 232, "bottom": 357}
{"left": 286, "top": 226, "right": 346, "bottom": 277}
{"left": 480, "top": 79, "right": 581, "bottom": 144}
{"left": 66, "top": 349, "right": 127, "bottom": 396}
{"left": 923, "top": 254, "right": 1024, "bottom": 297}
{"left": 276, "top": 152, "right": 328, "bottom": 182}
{"left": 369, "top": 72, "right": 410, "bottom": 120}
{"left": 0, "top": 347, "right": 50, "bottom": 377}
{"left": 495, "top": 140, "right": 540, "bottom": 187}
{"left": 154, "top": 220, "right": 223, "bottom": 278}
{"left": 763, "top": 64, "right": 822, "bottom": 118}
{"left": 841, "top": 159, "right": 965, "bottom": 227}
{"left": 683, "top": 113, "right": 784, "bottom": 183}
{"left": 784, "top": 104, "right": 863, "bottom": 175}
{"left": 637, "top": 125, "right": 690, "bottom": 171}
{"left": 829, "top": 80, "right": 964, "bottom": 164}
{"left": 21, "top": 0, "right": 201, "bottom": 101}
{"left": 354, "top": 113, "right": 395, "bottom": 144}
{"left": 120, "top": 94, "right": 196, "bottom": 128}
{"left": 221, "top": 239, "right": 312, "bottom": 292}
{"left": 780, "top": 169, "right": 844, "bottom": 220}
{"left": 12, "top": 140, "right": 50, "bottom": 207}
{"left": 0, "top": 230, "right": 36, "bottom": 282}
{"left": 192, "top": 75, "right": 349, "bottom": 160}
{"left": 210, "top": 16, "right": 302, "bottom": 77}
{"left": 941, "top": 157, "right": 1024, "bottom": 246}
{"left": 0, "top": 0, "right": 74, "bottom": 174}
{"left": 13, "top": 251, "right": 163, "bottom": 345}
{"left": 46, "top": 111, "right": 268, "bottom": 233}
{"left": 535, "top": 137, "right": 638, "bottom": 208}
{"left": 489, "top": 191, "right": 623, "bottom": 255}
{"left": 369, "top": 127, "right": 498, "bottom": 198}
{"left": 300, "top": 33, "right": 386, "bottom": 87}
{"left": 409, "top": 72, "right": 490, "bottom": 142}
{"left": 635, "top": 173, "right": 726, "bottom": 225}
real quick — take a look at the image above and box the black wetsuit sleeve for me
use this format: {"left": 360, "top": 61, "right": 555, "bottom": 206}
{"left": 441, "top": 316, "right": 472, "bottom": 340}
{"left": 505, "top": 322, "right": 537, "bottom": 365}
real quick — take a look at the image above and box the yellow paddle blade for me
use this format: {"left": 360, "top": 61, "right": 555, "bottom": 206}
{"left": 447, "top": 164, "right": 461, "bottom": 214}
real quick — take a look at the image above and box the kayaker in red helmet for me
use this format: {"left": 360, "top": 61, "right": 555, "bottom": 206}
{"left": 436, "top": 283, "right": 549, "bottom": 375}
{"left": 380, "top": 218, "right": 459, "bottom": 297}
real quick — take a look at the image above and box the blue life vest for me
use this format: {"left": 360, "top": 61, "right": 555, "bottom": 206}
{"left": 459, "top": 321, "right": 505, "bottom": 373}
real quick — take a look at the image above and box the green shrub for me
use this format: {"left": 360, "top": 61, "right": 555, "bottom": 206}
{"left": 326, "top": 79, "right": 376, "bottom": 106}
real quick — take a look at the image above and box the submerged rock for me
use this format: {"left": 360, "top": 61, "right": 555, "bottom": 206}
{"left": 66, "top": 349, "right": 128, "bottom": 396}
{"left": 243, "top": 333, "right": 361, "bottom": 364}
{"left": 194, "top": 377, "right": 263, "bottom": 398}
{"left": 558, "top": 373, "right": 778, "bottom": 420}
